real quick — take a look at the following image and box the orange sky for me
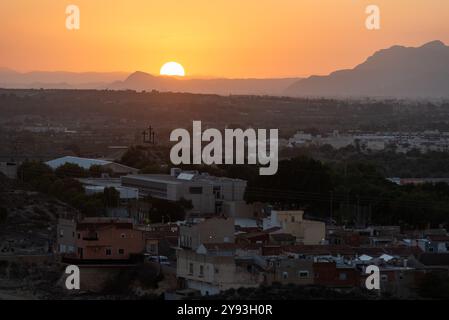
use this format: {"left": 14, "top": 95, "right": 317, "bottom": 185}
{"left": 1, "top": 0, "right": 448, "bottom": 78}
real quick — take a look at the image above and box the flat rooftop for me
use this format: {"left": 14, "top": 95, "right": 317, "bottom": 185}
{"left": 123, "top": 172, "right": 246, "bottom": 184}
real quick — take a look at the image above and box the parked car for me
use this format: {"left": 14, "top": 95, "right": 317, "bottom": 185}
{"left": 144, "top": 254, "right": 171, "bottom": 265}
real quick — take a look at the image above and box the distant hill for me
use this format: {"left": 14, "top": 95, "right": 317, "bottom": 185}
{"left": 0, "top": 68, "right": 300, "bottom": 95}
{"left": 108, "top": 72, "right": 300, "bottom": 96}
{"left": 0, "top": 69, "right": 128, "bottom": 89}
{"left": 285, "top": 40, "right": 449, "bottom": 99}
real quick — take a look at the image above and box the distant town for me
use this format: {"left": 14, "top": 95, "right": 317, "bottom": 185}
{"left": 1, "top": 90, "right": 449, "bottom": 300}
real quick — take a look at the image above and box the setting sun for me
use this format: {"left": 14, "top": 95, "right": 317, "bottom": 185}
{"left": 160, "top": 62, "right": 185, "bottom": 77}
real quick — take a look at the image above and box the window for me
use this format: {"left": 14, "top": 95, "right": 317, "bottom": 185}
{"left": 282, "top": 272, "right": 289, "bottom": 279}
{"left": 215, "top": 267, "right": 219, "bottom": 274}
{"left": 118, "top": 249, "right": 125, "bottom": 255}
{"left": 77, "top": 233, "right": 81, "bottom": 239}
{"left": 339, "top": 272, "right": 347, "bottom": 280}
{"left": 189, "top": 263, "right": 193, "bottom": 275}
{"left": 106, "top": 248, "right": 112, "bottom": 256}
{"left": 72, "top": 232, "right": 75, "bottom": 238}
{"left": 199, "top": 265, "right": 204, "bottom": 277}
{"left": 189, "top": 187, "right": 203, "bottom": 194}
{"left": 59, "top": 229, "right": 64, "bottom": 238}
{"left": 213, "top": 186, "right": 222, "bottom": 199}
{"left": 298, "top": 271, "right": 309, "bottom": 278}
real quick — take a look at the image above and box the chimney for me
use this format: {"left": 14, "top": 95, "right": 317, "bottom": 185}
{"left": 170, "top": 168, "right": 181, "bottom": 177}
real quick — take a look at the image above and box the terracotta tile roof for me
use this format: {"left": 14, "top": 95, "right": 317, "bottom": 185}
{"left": 384, "top": 246, "right": 423, "bottom": 257}
{"left": 270, "top": 233, "right": 296, "bottom": 241}
{"left": 427, "top": 235, "right": 449, "bottom": 242}
{"left": 419, "top": 253, "right": 449, "bottom": 266}
{"left": 353, "top": 247, "right": 386, "bottom": 256}
{"left": 237, "top": 231, "right": 268, "bottom": 239}
{"left": 262, "top": 245, "right": 283, "bottom": 256}
{"left": 237, "top": 227, "right": 262, "bottom": 233}
{"left": 283, "top": 245, "right": 355, "bottom": 256}
{"left": 77, "top": 222, "right": 133, "bottom": 231}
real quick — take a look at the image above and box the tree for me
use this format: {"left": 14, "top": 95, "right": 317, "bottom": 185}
{"left": 144, "top": 196, "right": 192, "bottom": 223}
{"left": 89, "top": 164, "right": 112, "bottom": 178}
{"left": 55, "top": 163, "right": 88, "bottom": 178}
{"left": 18, "top": 161, "right": 54, "bottom": 183}
{"left": 120, "top": 146, "right": 148, "bottom": 168}
{"left": 104, "top": 187, "right": 120, "bottom": 208}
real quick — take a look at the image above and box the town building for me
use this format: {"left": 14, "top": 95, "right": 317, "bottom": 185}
{"left": 176, "top": 243, "right": 260, "bottom": 296}
{"left": 263, "top": 210, "right": 325, "bottom": 245}
{"left": 121, "top": 168, "right": 247, "bottom": 216}
{"left": 57, "top": 217, "right": 146, "bottom": 262}
{"left": 260, "top": 257, "right": 315, "bottom": 286}
{"left": 178, "top": 217, "right": 235, "bottom": 250}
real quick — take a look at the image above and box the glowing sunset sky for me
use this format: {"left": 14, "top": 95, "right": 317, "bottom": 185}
{"left": 1, "top": 0, "right": 448, "bottom": 78}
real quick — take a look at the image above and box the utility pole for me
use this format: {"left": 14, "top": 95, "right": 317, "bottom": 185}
{"left": 330, "top": 191, "right": 333, "bottom": 223}
{"left": 142, "top": 125, "right": 156, "bottom": 144}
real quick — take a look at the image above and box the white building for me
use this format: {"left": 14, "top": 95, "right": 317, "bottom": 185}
{"left": 46, "top": 156, "right": 138, "bottom": 176}
{"left": 121, "top": 169, "right": 247, "bottom": 215}
{"left": 176, "top": 243, "right": 260, "bottom": 296}
{"left": 263, "top": 210, "right": 326, "bottom": 245}
{"left": 0, "top": 161, "right": 18, "bottom": 179}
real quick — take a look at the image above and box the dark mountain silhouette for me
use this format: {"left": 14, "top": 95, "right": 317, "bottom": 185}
{"left": 0, "top": 70, "right": 128, "bottom": 89}
{"left": 286, "top": 40, "right": 449, "bottom": 98}
{"left": 108, "top": 72, "right": 300, "bottom": 96}
{"left": 0, "top": 68, "right": 299, "bottom": 95}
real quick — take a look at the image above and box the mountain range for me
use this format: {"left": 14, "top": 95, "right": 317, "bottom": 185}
{"left": 285, "top": 40, "right": 449, "bottom": 99}
{"left": 0, "top": 69, "right": 127, "bottom": 90}
{"left": 108, "top": 72, "right": 300, "bottom": 95}
{"left": 1, "top": 40, "right": 449, "bottom": 98}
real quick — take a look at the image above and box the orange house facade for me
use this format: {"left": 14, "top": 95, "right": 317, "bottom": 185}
{"left": 60, "top": 218, "right": 146, "bottom": 261}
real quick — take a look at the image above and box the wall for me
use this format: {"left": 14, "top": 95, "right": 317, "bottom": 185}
{"left": 76, "top": 226, "right": 145, "bottom": 260}
{"left": 57, "top": 218, "right": 76, "bottom": 254}
{"left": 179, "top": 217, "right": 235, "bottom": 250}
